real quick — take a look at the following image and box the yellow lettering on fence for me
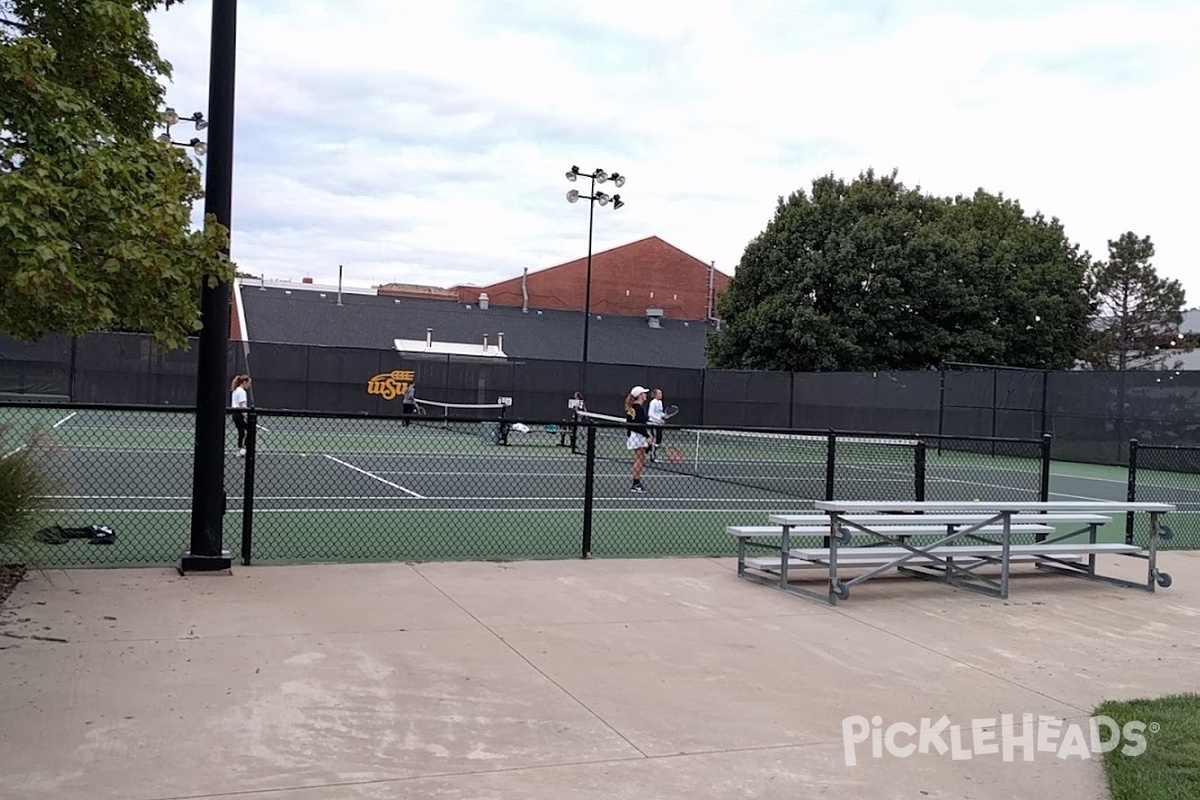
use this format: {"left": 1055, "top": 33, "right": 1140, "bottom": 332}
{"left": 366, "top": 370, "right": 416, "bottom": 401}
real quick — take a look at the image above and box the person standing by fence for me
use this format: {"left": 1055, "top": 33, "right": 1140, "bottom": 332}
{"left": 402, "top": 382, "right": 417, "bottom": 426}
{"left": 647, "top": 387, "right": 666, "bottom": 461}
{"left": 625, "top": 386, "right": 651, "bottom": 493}
{"left": 230, "top": 374, "right": 252, "bottom": 456}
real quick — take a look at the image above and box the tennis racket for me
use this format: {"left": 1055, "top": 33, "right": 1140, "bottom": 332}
{"left": 661, "top": 404, "right": 680, "bottom": 420}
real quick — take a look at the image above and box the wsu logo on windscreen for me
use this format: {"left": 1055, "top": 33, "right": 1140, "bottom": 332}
{"left": 366, "top": 370, "right": 415, "bottom": 401}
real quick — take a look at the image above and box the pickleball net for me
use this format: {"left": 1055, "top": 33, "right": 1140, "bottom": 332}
{"left": 571, "top": 410, "right": 923, "bottom": 500}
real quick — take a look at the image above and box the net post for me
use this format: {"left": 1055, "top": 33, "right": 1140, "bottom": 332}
{"left": 1126, "top": 438, "right": 1138, "bottom": 545}
{"left": 581, "top": 424, "right": 597, "bottom": 558}
{"left": 497, "top": 400, "right": 509, "bottom": 446}
{"left": 914, "top": 440, "right": 926, "bottom": 505}
{"left": 1040, "top": 433, "right": 1052, "bottom": 504}
{"left": 241, "top": 410, "right": 257, "bottom": 566}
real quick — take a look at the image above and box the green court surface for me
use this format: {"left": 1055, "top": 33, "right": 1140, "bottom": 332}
{"left": 2, "top": 405, "right": 1197, "bottom": 568}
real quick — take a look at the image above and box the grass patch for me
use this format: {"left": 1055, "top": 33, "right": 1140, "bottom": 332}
{"left": 1097, "top": 693, "right": 1200, "bottom": 800}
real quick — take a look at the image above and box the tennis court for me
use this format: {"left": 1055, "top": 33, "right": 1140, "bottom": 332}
{"left": 3, "top": 402, "right": 1197, "bottom": 568}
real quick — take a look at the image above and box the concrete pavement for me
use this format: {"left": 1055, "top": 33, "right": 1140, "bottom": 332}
{"left": 2, "top": 552, "right": 1198, "bottom": 799}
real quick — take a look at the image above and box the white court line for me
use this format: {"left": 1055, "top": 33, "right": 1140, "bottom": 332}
{"left": 39, "top": 506, "right": 803, "bottom": 514}
{"left": 3, "top": 411, "right": 77, "bottom": 458}
{"left": 320, "top": 454, "right": 425, "bottom": 498}
{"left": 1048, "top": 470, "right": 1129, "bottom": 486}
{"left": 926, "top": 474, "right": 1112, "bottom": 503}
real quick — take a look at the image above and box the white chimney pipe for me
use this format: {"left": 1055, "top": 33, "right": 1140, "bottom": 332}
{"left": 426, "top": 328, "right": 433, "bottom": 348}
{"left": 498, "top": 331, "right": 505, "bottom": 352}
{"left": 521, "top": 268, "right": 529, "bottom": 313}
{"left": 707, "top": 260, "right": 715, "bottom": 321}
{"left": 337, "top": 264, "right": 344, "bottom": 306}
{"left": 483, "top": 334, "right": 489, "bottom": 351}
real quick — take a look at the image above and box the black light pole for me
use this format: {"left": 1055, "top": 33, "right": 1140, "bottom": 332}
{"left": 565, "top": 166, "right": 626, "bottom": 363}
{"left": 182, "top": 0, "right": 237, "bottom": 573}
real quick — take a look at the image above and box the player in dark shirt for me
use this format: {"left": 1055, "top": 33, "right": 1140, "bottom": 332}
{"left": 624, "top": 386, "right": 651, "bottom": 493}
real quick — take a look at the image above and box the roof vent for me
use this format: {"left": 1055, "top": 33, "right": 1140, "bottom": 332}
{"left": 647, "top": 307, "right": 663, "bottom": 328}
{"left": 479, "top": 292, "right": 490, "bottom": 310}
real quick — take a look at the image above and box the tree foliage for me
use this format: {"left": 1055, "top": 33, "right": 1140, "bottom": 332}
{"left": 707, "top": 169, "right": 1094, "bottom": 372}
{"left": 0, "top": 0, "right": 232, "bottom": 351}
{"left": 1082, "top": 232, "right": 1190, "bottom": 370}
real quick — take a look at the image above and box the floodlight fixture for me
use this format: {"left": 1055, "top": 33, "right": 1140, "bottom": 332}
{"left": 561, "top": 165, "right": 630, "bottom": 362}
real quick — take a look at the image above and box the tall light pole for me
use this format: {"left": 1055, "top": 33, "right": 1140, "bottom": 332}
{"left": 565, "top": 166, "right": 626, "bottom": 363}
{"left": 182, "top": 0, "right": 237, "bottom": 574}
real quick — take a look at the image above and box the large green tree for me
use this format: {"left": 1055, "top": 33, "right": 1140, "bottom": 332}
{"left": 707, "top": 169, "right": 1094, "bottom": 372}
{"left": 0, "top": 0, "right": 232, "bottom": 350}
{"left": 1082, "top": 232, "right": 1189, "bottom": 370}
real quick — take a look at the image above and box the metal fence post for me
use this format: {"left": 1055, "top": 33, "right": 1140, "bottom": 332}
{"left": 581, "top": 424, "right": 597, "bottom": 558}
{"left": 914, "top": 441, "right": 927, "bottom": 503}
{"left": 1126, "top": 438, "right": 1138, "bottom": 545}
{"left": 991, "top": 368, "right": 998, "bottom": 457}
{"left": 1039, "top": 370, "right": 1049, "bottom": 437}
{"left": 241, "top": 410, "right": 257, "bottom": 566}
{"left": 936, "top": 368, "right": 946, "bottom": 456}
{"left": 1040, "top": 433, "right": 1052, "bottom": 503}
{"left": 68, "top": 335, "right": 79, "bottom": 402}
{"left": 823, "top": 431, "right": 837, "bottom": 548}
{"left": 788, "top": 371, "right": 795, "bottom": 429}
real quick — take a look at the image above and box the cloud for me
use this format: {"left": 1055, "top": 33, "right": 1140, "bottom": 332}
{"left": 149, "top": 0, "right": 1200, "bottom": 305}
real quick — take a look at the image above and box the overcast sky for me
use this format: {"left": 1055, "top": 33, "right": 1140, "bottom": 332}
{"left": 149, "top": 0, "right": 1199, "bottom": 304}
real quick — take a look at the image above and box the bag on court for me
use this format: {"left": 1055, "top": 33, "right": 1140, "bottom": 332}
{"left": 36, "top": 524, "right": 117, "bottom": 545}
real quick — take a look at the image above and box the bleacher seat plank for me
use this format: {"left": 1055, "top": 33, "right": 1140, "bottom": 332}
{"left": 766, "top": 513, "right": 1112, "bottom": 526}
{"left": 728, "top": 523, "right": 1056, "bottom": 538}
{"left": 787, "top": 542, "right": 1139, "bottom": 560}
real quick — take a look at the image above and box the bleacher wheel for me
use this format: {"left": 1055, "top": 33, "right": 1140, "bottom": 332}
{"left": 1156, "top": 572, "right": 1173, "bottom": 589}
{"left": 831, "top": 580, "right": 850, "bottom": 600}
{"left": 834, "top": 525, "right": 852, "bottom": 544}
{"left": 1160, "top": 524, "right": 1174, "bottom": 540}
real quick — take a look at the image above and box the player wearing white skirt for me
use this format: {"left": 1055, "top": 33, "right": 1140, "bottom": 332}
{"left": 625, "top": 385, "right": 651, "bottom": 493}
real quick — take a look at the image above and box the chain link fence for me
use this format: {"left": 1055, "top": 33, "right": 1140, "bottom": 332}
{"left": 0, "top": 403, "right": 237, "bottom": 568}
{"left": 1126, "top": 441, "right": 1200, "bottom": 550}
{"left": 7, "top": 332, "right": 1200, "bottom": 472}
{"left": 2, "top": 400, "right": 1068, "bottom": 568}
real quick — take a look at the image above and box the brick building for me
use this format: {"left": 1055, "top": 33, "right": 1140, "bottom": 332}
{"left": 379, "top": 236, "right": 731, "bottom": 323}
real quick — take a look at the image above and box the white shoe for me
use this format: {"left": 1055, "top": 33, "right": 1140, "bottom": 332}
{"left": 238, "top": 448, "right": 246, "bottom": 457}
